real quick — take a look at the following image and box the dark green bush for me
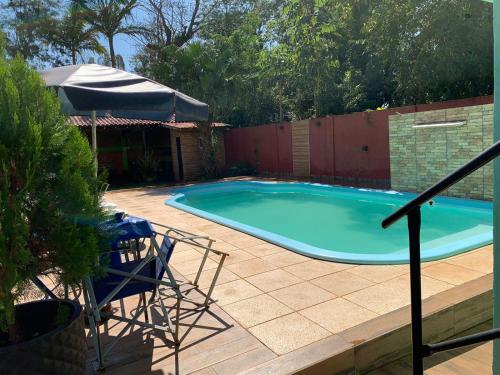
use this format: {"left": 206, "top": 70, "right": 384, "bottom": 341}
{"left": 225, "top": 162, "right": 257, "bottom": 177}
{"left": 0, "top": 57, "right": 105, "bottom": 338}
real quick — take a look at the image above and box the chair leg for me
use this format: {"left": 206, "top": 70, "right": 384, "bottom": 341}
{"left": 83, "top": 282, "right": 105, "bottom": 370}
{"left": 193, "top": 248, "right": 210, "bottom": 286}
{"left": 87, "top": 309, "right": 105, "bottom": 370}
{"left": 174, "top": 297, "right": 181, "bottom": 345}
{"left": 96, "top": 324, "right": 105, "bottom": 370}
{"left": 141, "top": 292, "right": 149, "bottom": 323}
{"left": 203, "top": 253, "right": 227, "bottom": 307}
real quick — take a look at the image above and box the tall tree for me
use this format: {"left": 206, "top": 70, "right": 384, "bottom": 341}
{"left": 50, "top": 3, "right": 105, "bottom": 64}
{"left": 81, "top": 0, "right": 140, "bottom": 67}
{"left": 98, "top": 50, "right": 126, "bottom": 69}
{"left": 140, "top": 0, "right": 203, "bottom": 48}
{"left": 366, "top": 0, "right": 493, "bottom": 105}
{"left": 1, "top": 0, "right": 59, "bottom": 66}
{"left": 134, "top": 0, "right": 493, "bottom": 126}
{"left": 270, "top": 0, "right": 343, "bottom": 118}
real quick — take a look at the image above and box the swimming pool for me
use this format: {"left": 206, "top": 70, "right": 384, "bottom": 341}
{"left": 165, "top": 181, "right": 492, "bottom": 264}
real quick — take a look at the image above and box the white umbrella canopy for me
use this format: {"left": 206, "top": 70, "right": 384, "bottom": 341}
{"left": 40, "top": 64, "right": 209, "bottom": 174}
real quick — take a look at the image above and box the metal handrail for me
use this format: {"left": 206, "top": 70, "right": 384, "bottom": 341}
{"left": 382, "top": 139, "right": 500, "bottom": 229}
{"left": 381, "top": 139, "right": 500, "bottom": 374}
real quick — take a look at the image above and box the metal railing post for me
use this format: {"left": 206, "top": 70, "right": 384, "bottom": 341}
{"left": 408, "top": 207, "right": 424, "bottom": 375}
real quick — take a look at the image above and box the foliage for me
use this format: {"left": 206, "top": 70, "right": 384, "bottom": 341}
{"left": 0, "top": 0, "right": 494, "bottom": 123}
{"left": 137, "top": 149, "right": 159, "bottom": 181}
{"left": 366, "top": 0, "right": 493, "bottom": 105}
{"left": 224, "top": 162, "right": 257, "bottom": 177}
{"left": 138, "top": 0, "right": 204, "bottom": 49}
{"left": 0, "top": 57, "right": 105, "bottom": 337}
{"left": 78, "top": 0, "right": 140, "bottom": 68}
{"left": 97, "top": 50, "right": 126, "bottom": 69}
{"left": 49, "top": 3, "right": 106, "bottom": 65}
{"left": 198, "top": 123, "right": 221, "bottom": 179}
{"left": 135, "top": 9, "right": 278, "bottom": 125}
{"left": 136, "top": 0, "right": 493, "bottom": 126}
{"left": 1, "top": 0, "right": 61, "bottom": 66}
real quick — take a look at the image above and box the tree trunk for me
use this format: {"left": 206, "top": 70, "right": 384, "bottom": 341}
{"left": 71, "top": 49, "right": 77, "bottom": 65}
{"left": 108, "top": 36, "right": 116, "bottom": 68}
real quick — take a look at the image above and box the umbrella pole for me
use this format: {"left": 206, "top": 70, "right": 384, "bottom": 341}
{"left": 91, "top": 110, "right": 97, "bottom": 176}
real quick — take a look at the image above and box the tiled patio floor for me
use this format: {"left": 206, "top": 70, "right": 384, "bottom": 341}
{"left": 89, "top": 184, "right": 494, "bottom": 374}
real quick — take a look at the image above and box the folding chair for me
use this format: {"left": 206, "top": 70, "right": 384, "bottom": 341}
{"left": 150, "top": 221, "right": 229, "bottom": 307}
{"left": 83, "top": 214, "right": 228, "bottom": 370}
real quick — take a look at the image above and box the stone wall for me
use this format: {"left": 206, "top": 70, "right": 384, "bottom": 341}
{"left": 389, "top": 104, "right": 494, "bottom": 200}
{"left": 170, "top": 129, "right": 226, "bottom": 181}
{"left": 291, "top": 120, "right": 310, "bottom": 177}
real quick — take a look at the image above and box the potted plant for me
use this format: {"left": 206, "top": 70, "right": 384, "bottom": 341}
{"left": 138, "top": 149, "right": 160, "bottom": 183}
{"left": 0, "top": 57, "right": 105, "bottom": 374}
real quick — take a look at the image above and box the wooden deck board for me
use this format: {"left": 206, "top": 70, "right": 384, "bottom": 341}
{"left": 368, "top": 322, "right": 493, "bottom": 375}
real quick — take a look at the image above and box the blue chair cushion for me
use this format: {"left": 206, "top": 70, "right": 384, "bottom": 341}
{"left": 93, "top": 236, "right": 176, "bottom": 306}
{"left": 93, "top": 259, "right": 156, "bottom": 305}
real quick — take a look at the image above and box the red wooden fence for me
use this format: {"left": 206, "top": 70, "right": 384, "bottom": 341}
{"left": 224, "top": 122, "right": 293, "bottom": 173}
{"left": 224, "top": 95, "right": 493, "bottom": 182}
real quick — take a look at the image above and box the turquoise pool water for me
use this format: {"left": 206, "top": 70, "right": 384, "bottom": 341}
{"left": 165, "top": 181, "right": 493, "bottom": 264}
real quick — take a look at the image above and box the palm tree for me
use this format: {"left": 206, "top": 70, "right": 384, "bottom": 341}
{"left": 51, "top": 3, "right": 105, "bottom": 64}
{"left": 82, "top": 0, "right": 140, "bottom": 68}
{"left": 98, "top": 50, "right": 126, "bottom": 70}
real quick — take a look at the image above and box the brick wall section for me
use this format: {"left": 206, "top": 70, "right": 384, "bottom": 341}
{"left": 389, "top": 104, "right": 494, "bottom": 200}
{"left": 292, "top": 120, "right": 310, "bottom": 177}
{"left": 171, "top": 129, "right": 226, "bottom": 181}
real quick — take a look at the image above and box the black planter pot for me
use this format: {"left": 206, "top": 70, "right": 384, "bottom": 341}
{"left": 0, "top": 299, "right": 87, "bottom": 375}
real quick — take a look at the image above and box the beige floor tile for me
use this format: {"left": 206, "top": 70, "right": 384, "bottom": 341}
{"left": 212, "top": 241, "right": 238, "bottom": 253}
{"left": 243, "top": 243, "right": 285, "bottom": 257}
{"left": 344, "top": 275, "right": 452, "bottom": 314}
{"left": 300, "top": 298, "right": 378, "bottom": 334}
{"left": 311, "top": 270, "right": 374, "bottom": 296}
{"left": 249, "top": 313, "right": 331, "bottom": 355}
{"left": 226, "top": 258, "right": 277, "bottom": 278}
{"left": 284, "top": 260, "right": 350, "bottom": 280}
{"left": 422, "top": 263, "right": 485, "bottom": 285}
{"left": 171, "top": 248, "right": 204, "bottom": 263}
{"left": 347, "top": 264, "right": 409, "bottom": 283}
{"left": 245, "top": 269, "right": 302, "bottom": 292}
{"left": 223, "top": 249, "right": 256, "bottom": 265}
{"left": 445, "top": 248, "right": 493, "bottom": 274}
{"left": 269, "top": 282, "right": 336, "bottom": 310}
{"left": 421, "top": 259, "right": 444, "bottom": 269}
{"left": 229, "top": 236, "right": 266, "bottom": 249}
{"left": 222, "top": 294, "right": 292, "bottom": 328}
{"left": 171, "top": 257, "right": 219, "bottom": 276}
{"left": 185, "top": 268, "right": 240, "bottom": 289}
{"left": 261, "top": 251, "right": 310, "bottom": 267}
{"left": 206, "top": 279, "right": 262, "bottom": 306}
{"left": 421, "top": 274, "right": 456, "bottom": 298}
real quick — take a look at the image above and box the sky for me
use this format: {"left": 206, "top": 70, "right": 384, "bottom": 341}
{"left": 102, "top": 34, "right": 138, "bottom": 70}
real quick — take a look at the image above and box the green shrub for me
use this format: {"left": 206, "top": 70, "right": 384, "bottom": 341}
{"left": 137, "top": 150, "right": 160, "bottom": 182}
{"left": 0, "top": 57, "right": 105, "bottom": 338}
{"left": 225, "top": 162, "right": 257, "bottom": 177}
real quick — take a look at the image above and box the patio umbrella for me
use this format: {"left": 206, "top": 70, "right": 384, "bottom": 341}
{"left": 40, "top": 64, "right": 209, "bottom": 173}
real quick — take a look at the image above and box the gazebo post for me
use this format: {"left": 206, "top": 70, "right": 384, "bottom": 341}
{"left": 492, "top": 0, "right": 500, "bottom": 373}
{"left": 91, "top": 110, "right": 97, "bottom": 176}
